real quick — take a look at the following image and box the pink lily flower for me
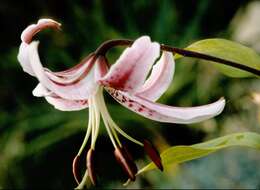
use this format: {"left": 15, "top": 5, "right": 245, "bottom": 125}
{"left": 18, "top": 19, "right": 225, "bottom": 186}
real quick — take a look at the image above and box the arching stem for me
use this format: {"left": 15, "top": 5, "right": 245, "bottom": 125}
{"left": 95, "top": 39, "right": 260, "bottom": 76}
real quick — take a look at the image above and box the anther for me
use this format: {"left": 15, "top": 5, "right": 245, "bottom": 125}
{"left": 122, "top": 145, "right": 138, "bottom": 174}
{"left": 143, "top": 139, "right": 163, "bottom": 171}
{"left": 114, "top": 147, "right": 137, "bottom": 181}
{"left": 86, "top": 148, "right": 97, "bottom": 186}
{"left": 72, "top": 155, "right": 81, "bottom": 185}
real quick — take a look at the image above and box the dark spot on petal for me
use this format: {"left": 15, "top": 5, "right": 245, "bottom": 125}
{"left": 138, "top": 108, "right": 143, "bottom": 112}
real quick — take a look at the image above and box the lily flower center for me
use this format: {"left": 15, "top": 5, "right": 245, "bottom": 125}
{"left": 74, "top": 86, "right": 146, "bottom": 187}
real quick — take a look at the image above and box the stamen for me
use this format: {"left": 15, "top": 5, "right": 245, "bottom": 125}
{"left": 114, "top": 147, "right": 137, "bottom": 181}
{"left": 143, "top": 139, "right": 163, "bottom": 171}
{"left": 110, "top": 125, "right": 122, "bottom": 147}
{"left": 77, "top": 109, "right": 92, "bottom": 156}
{"left": 122, "top": 145, "right": 138, "bottom": 174}
{"left": 101, "top": 113, "right": 117, "bottom": 148}
{"left": 86, "top": 148, "right": 97, "bottom": 186}
{"left": 95, "top": 88, "right": 118, "bottom": 148}
{"left": 90, "top": 99, "right": 96, "bottom": 149}
{"left": 97, "top": 87, "right": 143, "bottom": 147}
{"left": 72, "top": 155, "right": 81, "bottom": 185}
{"left": 75, "top": 170, "right": 89, "bottom": 189}
{"left": 92, "top": 96, "right": 100, "bottom": 148}
{"left": 108, "top": 118, "right": 143, "bottom": 147}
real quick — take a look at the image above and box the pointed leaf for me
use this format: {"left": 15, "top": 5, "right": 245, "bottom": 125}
{"left": 137, "top": 132, "right": 260, "bottom": 175}
{"left": 177, "top": 39, "right": 260, "bottom": 77}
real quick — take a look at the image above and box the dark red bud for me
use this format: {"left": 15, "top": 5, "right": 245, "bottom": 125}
{"left": 114, "top": 147, "right": 136, "bottom": 181}
{"left": 143, "top": 139, "right": 163, "bottom": 171}
{"left": 86, "top": 148, "right": 97, "bottom": 186}
{"left": 72, "top": 155, "right": 81, "bottom": 185}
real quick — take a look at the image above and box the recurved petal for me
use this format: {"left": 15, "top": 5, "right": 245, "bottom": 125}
{"left": 21, "top": 18, "right": 61, "bottom": 43}
{"left": 28, "top": 41, "right": 98, "bottom": 100}
{"left": 45, "top": 95, "right": 88, "bottom": 111}
{"left": 99, "top": 36, "right": 160, "bottom": 93}
{"left": 135, "top": 52, "right": 175, "bottom": 101}
{"left": 44, "top": 54, "right": 94, "bottom": 84}
{"left": 106, "top": 88, "right": 225, "bottom": 124}
{"left": 18, "top": 18, "right": 61, "bottom": 76}
{"left": 33, "top": 83, "right": 88, "bottom": 111}
{"left": 32, "top": 83, "right": 52, "bottom": 97}
{"left": 18, "top": 43, "right": 35, "bottom": 76}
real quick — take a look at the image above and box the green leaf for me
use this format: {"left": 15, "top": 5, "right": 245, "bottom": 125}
{"left": 175, "top": 38, "right": 260, "bottom": 77}
{"left": 137, "top": 132, "right": 260, "bottom": 175}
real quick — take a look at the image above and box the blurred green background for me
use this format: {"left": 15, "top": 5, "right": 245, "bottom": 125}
{"left": 1, "top": 0, "right": 260, "bottom": 189}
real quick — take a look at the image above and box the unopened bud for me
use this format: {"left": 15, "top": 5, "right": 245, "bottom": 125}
{"left": 143, "top": 139, "right": 163, "bottom": 171}
{"left": 86, "top": 148, "right": 97, "bottom": 186}
{"left": 72, "top": 155, "right": 81, "bottom": 185}
{"left": 114, "top": 147, "right": 137, "bottom": 181}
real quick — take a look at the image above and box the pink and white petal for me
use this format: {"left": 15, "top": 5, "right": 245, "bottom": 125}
{"left": 106, "top": 88, "right": 225, "bottom": 124}
{"left": 135, "top": 52, "right": 175, "bottom": 101}
{"left": 99, "top": 36, "right": 160, "bottom": 93}
{"left": 45, "top": 54, "right": 107, "bottom": 85}
{"left": 45, "top": 96, "right": 88, "bottom": 111}
{"left": 44, "top": 54, "right": 95, "bottom": 84}
{"left": 32, "top": 83, "right": 52, "bottom": 97}
{"left": 28, "top": 41, "right": 98, "bottom": 100}
{"left": 18, "top": 19, "right": 61, "bottom": 76}
{"left": 21, "top": 18, "right": 61, "bottom": 43}
{"left": 51, "top": 54, "right": 94, "bottom": 78}
{"left": 18, "top": 43, "right": 36, "bottom": 76}
{"left": 94, "top": 56, "right": 109, "bottom": 81}
{"left": 33, "top": 83, "right": 88, "bottom": 111}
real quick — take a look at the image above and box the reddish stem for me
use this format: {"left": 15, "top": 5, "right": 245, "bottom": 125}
{"left": 95, "top": 39, "right": 260, "bottom": 77}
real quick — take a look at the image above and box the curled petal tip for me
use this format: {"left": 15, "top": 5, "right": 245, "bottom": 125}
{"left": 72, "top": 155, "right": 81, "bottom": 185}
{"left": 86, "top": 148, "right": 97, "bottom": 186}
{"left": 143, "top": 139, "right": 163, "bottom": 171}
{"left": 32, "top": 83, "right": 52, "bottom": 97}
{"left": 215, "top": 97, "right": 226, "bottom": 115}
{"left": 21, "top": 18, "right": 61, "bottom": 43}
{"left": 38, "top": 18, "right": 61, "bottom": 27}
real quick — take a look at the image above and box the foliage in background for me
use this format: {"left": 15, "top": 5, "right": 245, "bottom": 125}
{"left": 0, "top": 0, "right": 260, "bottom": 189}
